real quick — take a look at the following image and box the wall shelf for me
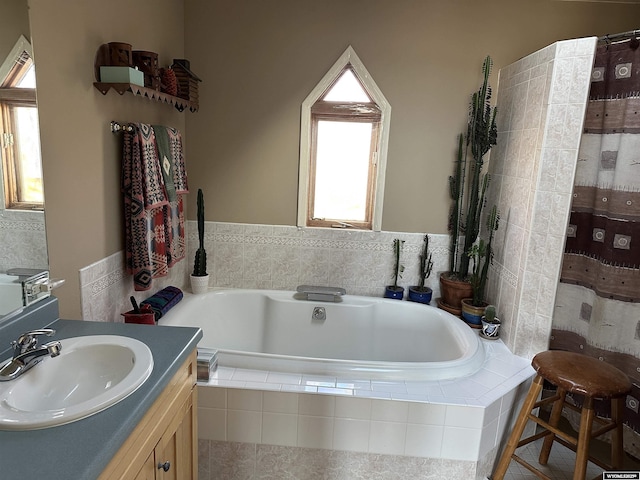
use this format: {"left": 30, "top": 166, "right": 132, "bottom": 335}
{"left": 93, "top": 82, "right": 199, "bottom": 112}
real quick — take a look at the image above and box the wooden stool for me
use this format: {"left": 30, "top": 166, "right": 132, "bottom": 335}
{"left": 492, "top": 350, "right": 631, "bottom": 480}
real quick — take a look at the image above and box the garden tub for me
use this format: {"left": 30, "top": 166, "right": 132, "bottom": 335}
{"left": 158, "top": 289, "right": 485, "bottom": 381}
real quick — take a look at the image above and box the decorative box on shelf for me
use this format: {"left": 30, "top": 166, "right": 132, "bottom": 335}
{"left": 99, "top": 66, "right": 144, "bottom": 87}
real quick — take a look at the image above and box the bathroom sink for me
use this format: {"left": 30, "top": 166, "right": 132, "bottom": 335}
{"left": 0, "top": 335, "right": 153, "bottom": 430}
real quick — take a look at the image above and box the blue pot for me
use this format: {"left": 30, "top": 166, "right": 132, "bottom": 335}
{"left": 461, "top": 299, "right": 485, "bottom": 328}
{"left": 384, "top": 286, "right": 404, "bottom": 300}
{"left": 408, "top": 286, "right": 432, "bottom": 304}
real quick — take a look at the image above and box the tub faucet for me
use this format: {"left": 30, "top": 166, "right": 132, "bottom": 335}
{"left": 0, "top": 328, "right": 62, "bottom": 381}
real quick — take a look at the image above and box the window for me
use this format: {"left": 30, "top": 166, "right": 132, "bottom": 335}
{"left": 298, "top": 47, "right": 390, "bottom": 231}
{"left": 0, "top": 35, "right": 43, "bottom": 210}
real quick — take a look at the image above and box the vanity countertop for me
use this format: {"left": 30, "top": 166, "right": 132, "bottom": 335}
{"left": 0, "top": 317, "right": 202, "bottom": 479}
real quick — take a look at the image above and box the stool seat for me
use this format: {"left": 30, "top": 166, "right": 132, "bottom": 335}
{"left": 533, "top": 350, "right": 632, "bottom": 398}
{"left": 492, "top": 350, "right": 632, "bottom": 480}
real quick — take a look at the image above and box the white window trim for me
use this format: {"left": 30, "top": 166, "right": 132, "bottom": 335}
{"left": 0, "top": 35, "right": 32, "bottom": 85}
{"left": 298, "top": 46, "right": 391, "bottom": 231}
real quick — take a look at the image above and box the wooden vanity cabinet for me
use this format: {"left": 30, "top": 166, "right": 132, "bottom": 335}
{"left": 99, "top": 350, "right": 198, "bottom": 480}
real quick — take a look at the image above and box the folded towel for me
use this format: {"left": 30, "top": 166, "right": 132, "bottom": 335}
{"left": 140, "top": 286, "right": 184, "bottom": 321}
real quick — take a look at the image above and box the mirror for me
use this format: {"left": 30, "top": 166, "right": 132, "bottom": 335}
{"left": 0, "top": 0, "right": 48, "bottom": 314}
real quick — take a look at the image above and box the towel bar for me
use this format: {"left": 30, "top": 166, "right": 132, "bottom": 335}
{"left": 110, "top": 121, "right": 136, "bottom": 133}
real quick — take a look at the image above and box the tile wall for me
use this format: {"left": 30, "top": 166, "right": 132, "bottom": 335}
{"left": 78, "top": 224, "right": 448, "bottom": 322}
{"left": 0, "top": 210, "right": 47, "bottom": 272}
{"left": 197, "top": 340, "right": 534, "bottom": 479}
{"left": 487, "top": 37, "right": 597, "bottom": 359}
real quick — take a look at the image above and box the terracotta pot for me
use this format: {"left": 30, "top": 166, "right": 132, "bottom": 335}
{"left": 438, "top": 273, "right": 473, "bottom": 309}
{"left": 460, "top": 298, "right": 486, "bottom": 328}
{"left": 436, "top": 297, "right": 462, "bottom": 317}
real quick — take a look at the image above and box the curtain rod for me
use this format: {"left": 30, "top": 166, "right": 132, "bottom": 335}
{"left": 598, "top": 28, "right": 640, "bottom": 44}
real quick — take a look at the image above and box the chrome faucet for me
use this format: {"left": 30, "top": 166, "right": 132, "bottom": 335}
{"left": 0, "top": 328, "right": 61, "bottom": 381}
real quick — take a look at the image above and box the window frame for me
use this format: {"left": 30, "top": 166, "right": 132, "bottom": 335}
{"left": 0, "top": 35, "right": 42, "bottom": 211}
{"left": 298, "top": 46, "right": 391, "bottom": 231}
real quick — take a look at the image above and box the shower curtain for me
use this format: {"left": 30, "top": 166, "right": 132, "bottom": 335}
{"left": 551, "top": 37, "right": 640, "bottom": 457}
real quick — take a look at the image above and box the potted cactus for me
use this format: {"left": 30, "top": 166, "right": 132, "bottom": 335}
{"left": 384, "top": 239, "right": 405, "bottom": 300}
{"left": 461, "top": 205, "right": 500, "bottom": 326}
{"left": 408, "top": 235, "right": 434, "bottom": 304}
{"left": 439, "top": 56, "right": 498, "bottom": 316}
{"left": 480, "top": 304, "right": 501, "bottom": 339}
{"left": 190, "top": 188, "right": 209, "bottom": 294}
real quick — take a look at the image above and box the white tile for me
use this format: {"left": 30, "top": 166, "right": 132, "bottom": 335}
{"left": 297, "top": 415, "right": 334, "bottom": 449}
{"left": 371, "top": 399, "right": 408, "bottom": 422}
{"left": 441, "top": 426, "right": 482, "bottom": 461}
{"left": 301, "top": 375, "right": 336, "bottom": 388}
{"left": 228, "top": 388, "right": 262, "bottom": 411}
{"left": 197, "top": 385, "right": 226, "bottom": 408}
{"left": 231, "top": 368, "right": 269, "bottom": 383}
{"left": 281, "top": 384, "right": 318, "bottom": 393}
{"left": 333, "top": 418, "right": 370, "bottom": 452}
{"left": 198, "top": 407, "right": 226, "bottom": 441}
{"left": 404, "top": 424, "right": 444, "bottom": 458}
{"left": 266, "top": 371, "right": 302, "bottom": 385}
{"left": 318, "top": 386, "right": 354, "bottom": 396}
{"left": 261, "top": 412, "right": 298, "bottom": 446}
{"left": 407, "top": 402, "right": 447, "bottom": 425}
{"left": 299, "top": 393, "right": 335, "bottom": 416}
{"left": 370, "top": 381, "right": 408, "bottom": 394}
{"left": 335, "top": 396, "right": 372, "bottom": 420}
{"left": 227, "top": 409, "right": 261, "bottom": 443}
{"left": 263, "top": 391, "right": 298, "bottom": 414}
{"left": 444, "top": 405, "right": 485, "bottom": 429}
{"left": 368, "top": 421, "right": 406, "bottom": 455}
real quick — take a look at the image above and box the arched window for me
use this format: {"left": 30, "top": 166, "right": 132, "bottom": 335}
{"left": 298, "top": 47, "right": 390, "bottom": 231}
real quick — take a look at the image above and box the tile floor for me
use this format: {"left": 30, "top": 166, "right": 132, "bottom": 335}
{"left": 501, "top": 438, "right": 607, "bottom": 479}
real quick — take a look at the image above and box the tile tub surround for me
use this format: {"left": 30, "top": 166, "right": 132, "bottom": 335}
{"left": 486, "top": 37, "right": 597, "bottom": 360}
{"left": 186, "top": 221, "right": 451, "bottom": 299}
{"left": 79, "top": 250, "right": 188, "bottom": 322}
{"left": 0, "top": 209, "right": 47, "bottom": 272}
{"left": 197, "top": 339, "right": 534, "bottom": 479}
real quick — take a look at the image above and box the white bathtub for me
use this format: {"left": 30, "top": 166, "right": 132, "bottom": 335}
{"left": 159, "top": 289, "right": 485, "bottom": 381}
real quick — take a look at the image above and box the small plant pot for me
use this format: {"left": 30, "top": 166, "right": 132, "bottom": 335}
{"left": 480, "top": 316, "right": 501, "bottom": 339}
{"left": 384, "top": 286, "right": 404, "bottom": 300}
{"left": 190, "top": 274, "right": 210, "bottom": 294}
{"left": 460, "top": 298, "right": 486, "bottom": 328}
{"left": 408, "top": 286, "right": 432, "bottom": 305}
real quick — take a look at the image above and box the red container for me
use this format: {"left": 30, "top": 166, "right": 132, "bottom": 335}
{"left": 123, "top": 310, "right": 155, "bottom": 325}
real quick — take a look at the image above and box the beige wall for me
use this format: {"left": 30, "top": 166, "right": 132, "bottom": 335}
{"left": 184, "top": 0, "right": 640, "bottom": 233}
{"left": 24, "top": 0, "right": 640, "bottom": 318}
{"left": 0, "top": 0, "right": 29, "bottom": 62}
{"left": 28, "top": 0, "right": 185, "bottom": 318}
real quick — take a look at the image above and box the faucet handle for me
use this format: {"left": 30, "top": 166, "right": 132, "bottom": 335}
{"left": 11, "top": 328, "right": 56, "bottom": 355}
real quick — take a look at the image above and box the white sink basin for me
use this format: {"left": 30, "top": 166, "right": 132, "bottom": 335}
{"left": 0, "top": 335, "right": 153, "bottom": 430}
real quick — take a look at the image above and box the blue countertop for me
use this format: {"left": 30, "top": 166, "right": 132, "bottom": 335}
{"left": 0, "top": 316, "right": 202, "bottom": 479}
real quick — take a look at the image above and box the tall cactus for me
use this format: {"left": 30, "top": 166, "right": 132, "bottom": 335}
{"left": 192, "top": 189, "right": 207, "bottom": 276}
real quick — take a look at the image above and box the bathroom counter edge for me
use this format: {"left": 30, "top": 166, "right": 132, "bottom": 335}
{"left": 0, "top": 317, "right": 202, "bottom": 480}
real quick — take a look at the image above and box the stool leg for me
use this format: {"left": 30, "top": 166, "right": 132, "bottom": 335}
{"left": 611, "top": 396, "right": 625, "bottom": 470}
{"left": 574, "top": 396, "right": 595, "bottom": 480}
{"left": 539, "top": 386, "right": 567, "bottom": 465}
{"left": 492, "top": 375, "right": 544, "bottom": 480}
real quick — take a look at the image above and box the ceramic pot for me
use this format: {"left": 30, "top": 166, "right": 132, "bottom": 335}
{"left": 460, "top": 298, "right": 486, "bottom": 328}
{"left": 190, "top": 274, "right": 209, "bottom": 294}
{"left": 438, "top": 273, "right": 473, "bottom": 310}
{"left": 384, "top": 286, "right": 404, "bottom": 300}
{"left": 481, "top": 316, "right": 501, "bottom": 339}
{"left": 435, "top": 297, "right": 461, "bottom": 316}
{"left": 408, "top": 286, "right": 432, "bottom": 304}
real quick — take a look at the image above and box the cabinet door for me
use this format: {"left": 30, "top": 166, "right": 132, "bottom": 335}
{"left": 133, "top": 451, "right": 156, "bottom": 480}
{"left": 156, "top": 389, "right": 196, "bottom": 479}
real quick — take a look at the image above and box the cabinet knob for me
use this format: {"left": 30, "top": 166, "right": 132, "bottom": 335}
{"left": 158, "top": 461, "right": 171, "bottom": 472}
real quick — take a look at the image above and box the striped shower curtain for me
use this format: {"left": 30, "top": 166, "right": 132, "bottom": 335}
{"left": 551, "top": 38, "right": 640, "bottom": 457}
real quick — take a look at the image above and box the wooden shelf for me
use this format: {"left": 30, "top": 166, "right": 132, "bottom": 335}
{"left": 93, "top": 82, "right": 199, "bottom": 112}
